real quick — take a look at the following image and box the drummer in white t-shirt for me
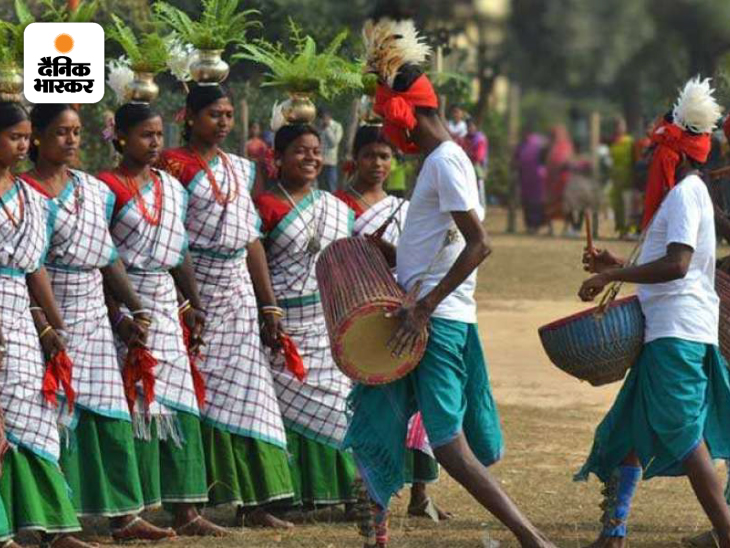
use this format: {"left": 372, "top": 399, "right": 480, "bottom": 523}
{"left": 577, "top": 81, "right": 730, "bottom": 548}
{"left": 342, "top": 21, "right": 558, "bottom": 546}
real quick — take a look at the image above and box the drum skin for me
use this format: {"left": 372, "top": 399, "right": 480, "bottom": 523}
{"left": 316, "top": 237, "right": 428, "bottom": 385}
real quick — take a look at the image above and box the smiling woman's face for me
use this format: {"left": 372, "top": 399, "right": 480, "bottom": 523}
{"left": 279, "top": 133, "right": 323, "bottom": 185}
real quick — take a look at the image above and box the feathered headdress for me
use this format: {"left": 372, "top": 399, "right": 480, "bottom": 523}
{"left": 672, "top": 76, "right": 722, "bottom": 135}
{"left": 362, "top": 18, "right": 431, "bottom": 88}
{"left": 106, "top": 58, "right": 134, "bottom": 105}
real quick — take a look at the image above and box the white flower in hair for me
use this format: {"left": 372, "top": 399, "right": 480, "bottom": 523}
{"left": 271, "top": 101, "right": 286, "bottom": 133}
{"left": 362, "top": 18, "right": 431, "bottom": 88}
{"left": 167, "top": 39, "right": 196, "bottom": 84}
{"left": 672, "top": 76, "right": 723, "bottom": 134}
{"left": 106, "top": 58, "right": 134, "bottom": 105}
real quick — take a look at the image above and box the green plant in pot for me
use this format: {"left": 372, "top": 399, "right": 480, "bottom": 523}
{"left": 0, "top": 0, "right": 34, "bottom": 102}
{"left": 235, "top": 19, "right": 363, "bottom": 125}
{"left": 106, "top": 15, "right": 170, "bottom": 103}
{"left": 153, "top": 0, "right": 260, "bottom": 85}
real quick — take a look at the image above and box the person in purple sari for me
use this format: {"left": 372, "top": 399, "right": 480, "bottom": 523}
{"left": 514, "top": 129, "right": 548, "bottom": 233}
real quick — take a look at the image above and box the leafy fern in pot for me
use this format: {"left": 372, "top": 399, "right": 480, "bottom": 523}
{"left": 0, "top": 0, "right": 35, "bottom": 69}
{"left": 235, "top": 20, "right": 363, "bottom": 100}
{"left": 153, "top": 0, "right": 260, "bottom": 51}
{"left": 106, "top": 15, "right": 168, "bottom": 74}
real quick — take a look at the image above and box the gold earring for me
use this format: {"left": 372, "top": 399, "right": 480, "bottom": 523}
{"left": 187, "top": 120, "right": 193, "bottom": 126}
{"left": 118, "top": 139, "right": 126, "bottom": 147}
{"left": 33, "top": 139, "right": 40, "bottom": 146}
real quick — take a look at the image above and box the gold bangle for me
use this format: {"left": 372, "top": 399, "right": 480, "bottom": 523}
{"left": 39, "top": 325, "right": 54, "bottom": 339}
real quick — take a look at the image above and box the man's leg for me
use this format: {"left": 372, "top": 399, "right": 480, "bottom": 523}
{"left": 433, "top": 433, "right": 556, "bottom": 548}
{"left": 684, "top": 442, "right": 730, "bottom": 548}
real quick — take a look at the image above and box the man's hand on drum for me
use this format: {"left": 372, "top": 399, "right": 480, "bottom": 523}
{"left": 386, "top": 298, "right": 432, "bottom": 358}
{"left": 579, "top": 273, "right": 611, "bottom": 302}
{"left": 583, "top": 247, "right": 624, "bottom": 274}
{"left": 261, "top": 314, "right": 284, "bottom": 353}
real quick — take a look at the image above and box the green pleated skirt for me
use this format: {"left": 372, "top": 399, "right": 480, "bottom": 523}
{"left": 286, "top": 428, "right": 356, "bottom": 506}
{"left": 404, "top": 449, "right": 439, "bottom": 485}
{"left": 201, "top": 423, "right": 294, "bottom": 507}
{"left": 59, "top": 409, "right": 145, "bottom": 517}
{"left": 0, "top": 445, "right": 80, "bottom": 535}
{"left": 133, "top": 411, "right": 208, "bottom": 506}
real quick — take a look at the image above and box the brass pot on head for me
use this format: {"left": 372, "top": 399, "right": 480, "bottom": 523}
{"left": 126, "top": 72, "right": 159, "bottom": 103}
{"left": 0, "top": 66, "right": 24, "bottom": 103}
{"left": 189, "top": 49, "right": 230, "bottom": 85}
{"left": 281, "top": 93, "right": 317, "bottom": 124}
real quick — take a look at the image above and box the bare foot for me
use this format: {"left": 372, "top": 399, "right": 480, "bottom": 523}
{"left": 407, "top": 497, "right": 453, "bottom": 522}
{"left": 175, "top": 515, "right": 229, "bottom": 537}
{"left": 41, "top": 535, "right": 99, "bottom": 548}
{"left": 111, "top": 516, "right": 176, "bottom": 541}
{"left": 244, "top": 507, "right": 294, "bottom": 529}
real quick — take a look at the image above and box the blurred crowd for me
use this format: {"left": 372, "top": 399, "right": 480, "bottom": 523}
{"left": 514, "top": 117, "right": 656, "bottom": 239}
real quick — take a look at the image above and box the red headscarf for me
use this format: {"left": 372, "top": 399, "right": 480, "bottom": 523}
{"left": 641, "top": 120, "right": 711, "bottom": 228}
{"left": 374, "top": 74, "right": 439, "bottom": 154}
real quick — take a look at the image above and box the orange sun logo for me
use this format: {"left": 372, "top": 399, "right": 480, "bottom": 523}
{"left": 54, "top": 33, "right": 74, "bottom": 54}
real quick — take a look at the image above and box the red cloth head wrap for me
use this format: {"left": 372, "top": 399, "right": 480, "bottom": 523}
{"left": 641, "top": 120, "right": 711, "bottom": 228}
{"left": 374, "top": 74, "right": 439, "bottom": 154}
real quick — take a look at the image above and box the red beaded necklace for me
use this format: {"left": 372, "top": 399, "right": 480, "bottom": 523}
{"left": 190, "top": 147, "right": 240, "bottom": 206}
{"left": 118, "top": 167, "right": 163, "bottom": 226}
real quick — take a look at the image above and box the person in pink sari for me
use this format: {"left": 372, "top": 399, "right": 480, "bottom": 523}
{"left": 545, "top": 125, "right": 575, "bottom": 235}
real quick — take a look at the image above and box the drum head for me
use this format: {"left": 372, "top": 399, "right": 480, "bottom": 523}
{"left": 333, "top": 300, "right": 428, "bottom": 385}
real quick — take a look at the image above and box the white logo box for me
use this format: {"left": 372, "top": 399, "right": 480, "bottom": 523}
{"left": 24, "top": 22, "right": 105, "bottom": 104}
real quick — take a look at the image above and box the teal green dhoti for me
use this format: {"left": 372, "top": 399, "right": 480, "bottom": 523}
{"left": 577, "top": 337, "right": 730, "bottom": 483}
{"left": 343, "top": 317, "right": 504, "bottom": 508}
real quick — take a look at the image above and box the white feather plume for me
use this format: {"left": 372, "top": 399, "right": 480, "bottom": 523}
{"left": 672, "top": 76, "right": 723, "bottom": 134}
{"left": 362, "top": 18, "right": 431, "bottom": 87}
{"left": 106, "top": 58, "right": 134, "bottom": 105}
{"left": 167, "top": 39, "right": 196, "bottom": 84}
{"left": 271, "top": 101, "right": 286, "bottom": 133}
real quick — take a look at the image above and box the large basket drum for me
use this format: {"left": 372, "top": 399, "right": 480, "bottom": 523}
{"left": 716, "top": 269, "right": 730, "bottom": 363}
{"left": 538, "top": 296, "right": 645, "bottom": 386}
{"left": 316, "top": 237, "right": 428, "bottom": 385}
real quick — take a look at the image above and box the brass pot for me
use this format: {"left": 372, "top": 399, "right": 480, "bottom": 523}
{"left": 189, "top": 50, "right": 230, "bottom": 85}
{"left": 281, "top": 93, "right": 317, "bottom": 124}
{"left": 126, "top": 72, "right": 159, "bottom": 103}
{"left": 0, "top": 66, "right": 23, "bottom": 103}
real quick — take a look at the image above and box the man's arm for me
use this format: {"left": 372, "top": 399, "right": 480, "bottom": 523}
{"left": 388, "top": 209, "right": 490, "bottom": 357}
{"left": 579, "top": 243, "right": 692, "bottom": 301}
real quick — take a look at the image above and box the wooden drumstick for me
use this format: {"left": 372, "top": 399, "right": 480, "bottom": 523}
{"left": 585, "top": 210, "right": 595, "bottom": 272}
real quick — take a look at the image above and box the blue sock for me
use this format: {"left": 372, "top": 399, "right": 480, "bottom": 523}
{"left": 603, "top": 465, "right": 641, "bottom": 537}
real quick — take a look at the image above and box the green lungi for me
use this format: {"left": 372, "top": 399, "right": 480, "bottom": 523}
{"left": 0, "top": 496, "right": 11, "bottom": 543}
{"left": 404, "top": 449, "right": 439, "bottom": 485}
{"left": 0, "top": 446, "right": 80, "bottom": 535}
{"left": 59, "top": 409, "right": 144, "bottom": 516}
{"left": 201, "top": 423, "right": 294, "bottom": 507}
{"left": 343, "top": 317, "right": 504, "bottom": 508}
{"left": 286, "top": 429, "right": 356, "bottom": 506}
{"left": 577, "top": 338, "right": 730, "bottom": 483}
{"left": 134, "top": 411, "right": 208, "bottom": 507}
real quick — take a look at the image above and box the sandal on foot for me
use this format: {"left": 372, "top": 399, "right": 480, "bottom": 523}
{"left": 175, "top": 515, "right": 229, "bottom": 537}
{"left": 684, "top": 530, "right": 719, "bottom": 548}
{"left": 407, "top": 497, "right": 453, "bottom": 522}
{"left": 111, "top": 516, "right": 176, "bottom": 542}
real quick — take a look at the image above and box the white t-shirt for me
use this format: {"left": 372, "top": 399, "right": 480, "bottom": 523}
{"left": 637, "top": 174, "right": 719, "bottom": 345}
{"left": 396, "top": 141, "right": 484, "bottom": 324}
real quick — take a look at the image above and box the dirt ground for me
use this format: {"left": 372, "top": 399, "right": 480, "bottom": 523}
{"left": 51, "top": 210, "right": 729, "bottom": 547}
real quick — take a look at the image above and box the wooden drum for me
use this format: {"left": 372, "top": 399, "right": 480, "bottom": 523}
{"left": 316, "top": 237, "right": 428, "bottom": 385}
